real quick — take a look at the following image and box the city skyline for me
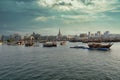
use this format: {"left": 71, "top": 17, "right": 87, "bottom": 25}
{"left": 0, "top": 0, "right": 120, "bottom": 35}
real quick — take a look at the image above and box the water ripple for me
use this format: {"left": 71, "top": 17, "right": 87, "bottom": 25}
{"left": 0, "top": 43, "right": 120, "bottom": 80}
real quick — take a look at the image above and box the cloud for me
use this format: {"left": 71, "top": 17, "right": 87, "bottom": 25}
{"left": 37, "top": 0, "right": 119, "bottom": 23}
{"left": 111, "top": 10, "right": 120, "bottom": 12}
{"left": 61, "top": 15, "right": 97, "bottom": 23}
{"left": 37, "top": 0, "right": 119, "bottom": 14}
{"left": 61, "top": 14, "right": 111, "bottom": 24}
{"left": 34, "top": 16, "right": 55, "bottom": 21}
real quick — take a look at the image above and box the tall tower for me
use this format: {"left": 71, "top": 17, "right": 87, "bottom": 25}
{"left": 57, "top": 29, "right": 62, "bottom": 41}
{"left": 58, "top": 29, "right": 62, "bottom": 37}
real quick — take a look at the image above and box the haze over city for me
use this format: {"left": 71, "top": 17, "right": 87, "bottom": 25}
{"left": 0, "top": 0, "right": 120, "bottom": 35}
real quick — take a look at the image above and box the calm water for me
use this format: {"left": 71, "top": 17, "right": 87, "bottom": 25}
{"left": 0, "top": 42, "right": 120, "bottom": 80}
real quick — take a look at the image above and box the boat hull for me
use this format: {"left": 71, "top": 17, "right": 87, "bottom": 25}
{"left": 43, "top": 44, "right": 57, "bottom": 47}
{"left": 87, "top": 48, "right": 110, "bottom": 51}
{"left": 88, "top": 43, "right": 113, "bottom": 49}
{"left": 25, "top": 43, "right": 34, "bottom": 47}
{"left": 43, "top": 42, "right": 57, "bottom": 47}
{"left": 70, "top": 45, "right": 110, "bottom": 51}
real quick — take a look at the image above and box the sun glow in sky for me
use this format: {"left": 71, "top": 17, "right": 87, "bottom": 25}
{"left": 0, "top": 0, "right": 120, "bottom": 35}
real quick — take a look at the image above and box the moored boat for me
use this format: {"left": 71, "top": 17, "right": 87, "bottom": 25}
{"left": 60, "top": 41, "right": 66, "bottom": 45}
{"left": 88, "top": 43, "right": 113, "bottom": 49}
{"left": 25, "top": 41, "right": 34, "bottom": 47}
{"left": 43, "top": 42, "right": 57, "bottom": 47}
{"left": 25, "top": 43, "right": 34, "bottom": 47}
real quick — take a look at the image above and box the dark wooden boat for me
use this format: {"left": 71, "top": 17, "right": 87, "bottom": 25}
{"left": 43, "top": 42, "right": 57, "bottom": 47}
{"left": 25, "top": 41, "right": 34, "bottom": 47}
{"left": 88, "top": 43, "right": 113, "bottom": 49}
{"left": 60, "top": 41, "right": 66, "bottom": 45}
{"left": 25, "top": 43, "right": 34, "bottom": 47}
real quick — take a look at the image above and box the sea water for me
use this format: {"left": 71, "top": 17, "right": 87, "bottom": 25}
{"left": 0, "top": 42, "right": 120, "bottom": 80}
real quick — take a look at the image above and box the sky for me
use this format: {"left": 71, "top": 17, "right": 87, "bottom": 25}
{"left": 0, "top": 0, "right": 120, "bottom": 35}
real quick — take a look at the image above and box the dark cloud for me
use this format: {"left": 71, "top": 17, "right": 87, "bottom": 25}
{"left": 53, "top": 1, "right": 72, "bottom": 7}
{"left": 80, "top": 0, "right": 94, "bottom": 6}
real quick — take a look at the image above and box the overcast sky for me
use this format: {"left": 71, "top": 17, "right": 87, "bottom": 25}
{"left": 0, "top": 0, "right": 120, "bottom": 35}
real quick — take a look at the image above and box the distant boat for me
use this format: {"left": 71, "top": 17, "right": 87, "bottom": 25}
{"left": 25, "top": 41, "right": 34, "bottom": 47}
{"left": 60, "top": 41, "right": 66, "bottom": 45}
{"left": 16, "top": 41, "right": 25, "bottom": 45}
{"left": 43, "top": 42, "right": 57, "bottom": 47}
{"left": 88, "top": 43, "right": 113, "bottom": 49}
{"left": 25, "top": 43, "right": 34, "bottom": 47}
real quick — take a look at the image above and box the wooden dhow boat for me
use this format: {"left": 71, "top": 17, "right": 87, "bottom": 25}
{"left": 43, "top": 42, "right": 57, "bottom": 47}
{"left": 88, "top": 43, "right": 113, "bottom": 49}
{"left": 60, "top": 41, "right": 66, "bottom": 45}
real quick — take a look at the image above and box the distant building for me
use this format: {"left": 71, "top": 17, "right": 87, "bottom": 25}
{"left": 102, "top": 31, "right": 110, "bottom": 39}
{"left": 58, "top": 29, "right": 62, "bottom": 38}
{"left": 94, "top": 31, "right": 101, "bottom": 38}
{"left": 1, "top": 35, "right": 9, "bottom": 41}
{"left": 104, "top": 31, "right": 110, "bottom": 36}
{"left": 31, "top": 32, "right": 41, "bottom": 41}
{"left": 67, "top": 35, "right": 74, "bottom": 39}
{"left": 96, "top": 31, "right": 101, "bottom": 37}
{"left": 80, "top": 33, "right": 87, "bottom": 37}
{"left": 90, "top": 34, "right": 95, "bottom": 37}
{"left": 56, "top": 29, "right": 62, "bottom": 41}
{"left": 24, "top": 34, "right": 30, "bottom": 40}
{"left": 55, "top": 29, "right": 68, "bottom": 41}
{"left": 9, "top": 33, "right": 21, "bottom": 41}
